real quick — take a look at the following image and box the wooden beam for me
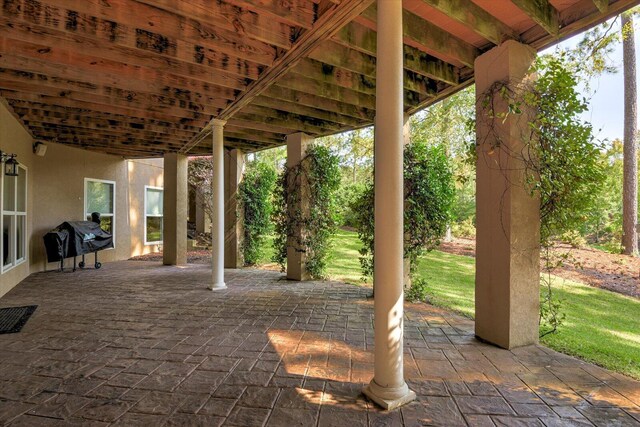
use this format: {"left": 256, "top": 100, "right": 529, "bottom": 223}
{"left": 252, "top": 95, "right": 369, "bottom": 127}
{"left": 360, "top": 4, "right": 480, "bottom": 67}
{"left": 16, "top": 0, "right": 279, "bottom": 64}
{"left": 179, "top": 0, "right": 374, "bottom": 154}
{"left": 333, "top": 22, "right": 460, "bottom": 85}
{"left": 511, "top": 0, "right": 560, "bottom": 36}
{"left": 591, "top": 0, "right": 609, "bottom": 12}
{"left": 213, "top": 0, "right": 374, "bottom": 121}
{"left": 419, "top": 0, "right": 519, "bottom": 45}
{"left": 132, "top": 0, "right": 294, "bottom": 48}
{"left": 262, "top": 86, "right": 374, "bottom": 120}
{"left": 0, "top": 53, "right": 239, "bottom": 105}
{"left": 0, "top": 91, "right": 208, "bottom": 125}
{"left": 225, "top": 0, "right": 318, "bottom": 29}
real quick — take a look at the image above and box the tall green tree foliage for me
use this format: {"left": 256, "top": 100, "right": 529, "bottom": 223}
{"left": 353, "top": 141, "right": 455, "bottom": 279}
{"left": 272, "top": 145, "right": 341, "bottom": 278}
{"left": 239, "top": 162, "right": 277, "bottom": 266}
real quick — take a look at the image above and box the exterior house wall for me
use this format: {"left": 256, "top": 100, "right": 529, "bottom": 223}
{"left": 0, "top": 100, "right": 164, "bottom": 298}
{"left": 128, "top": 158, "right": 164, "bottom": 257}
{"left": 0, "top": 101, "right": 34, "bottom": 297}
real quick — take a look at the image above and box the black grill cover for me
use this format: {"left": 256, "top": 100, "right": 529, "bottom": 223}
{"left": 43, "top": 221, "right": 113, "bottom": 262}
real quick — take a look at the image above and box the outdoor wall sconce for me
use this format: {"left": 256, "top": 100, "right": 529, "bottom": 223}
{"left": 0, "top": 150, "right": 19, "bottom": 177}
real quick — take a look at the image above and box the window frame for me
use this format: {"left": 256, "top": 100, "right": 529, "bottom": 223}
{"left": 84, "top": 177, "right": 116, "bottom": 245}
{"left": 1, "top": 163, "right": 28, "bottom": 274}
{"left": 144, "top": 185, "right": 164, "bottom": 245}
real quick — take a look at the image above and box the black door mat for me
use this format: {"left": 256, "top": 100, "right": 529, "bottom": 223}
{"left": 0, "top": 305, "right": 37, "bottom": 334}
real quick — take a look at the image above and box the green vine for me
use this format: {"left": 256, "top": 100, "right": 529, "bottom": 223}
{"left": 272, "top": 145, "right": 341, "bottom": 279}
{"left": 477, "top": 56, "right": 605, "bottom": 337}
{"left": 239, "top": 161, "right": 277, "bottom": 266}
{"left": 352, "top": 141, "right": 455, "bottom": 281}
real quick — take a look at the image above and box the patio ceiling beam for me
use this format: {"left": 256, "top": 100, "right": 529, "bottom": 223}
{"left": 0, "top": 19, "right": 261, "bottom": 90}
{"left": 17, "top": 0, "right": 281, "bottom": 63}
{"left": 305, "top": 44, "right": 439, "bottom": 95}
{"left": 359, "top": 4, "right": 480, "bottom": 67}
{"left": 261, "top": 86, "right": 375, "bottom": 121}
{"left": 15, "top": 110, "right": 201, "bottom": 139}
{"left": 236, "top": 108, "right": 339, "bottom": 134}
{"left": 419, "top": 0, "right": 519, "bottom": 45}
{"left": 131, "top": 0, "right": 295, "bottom": 48}
{"left": 252, "top": 95, "right": 369, "bottom": 127}
{"left": 0, "top": 56, "right": 240, "bottom": 107}
{"left": 0, "top": 91, "right": 208, "bottom": 125}
{"left": 30, "top": 131, "right": 186, "bottom": 152}
{"left": 591, "top": 0, "right": 609, "bottom": 12}
{"left": 511, "top": 0, "right": 560, "bottom": 36}
{"left": 7, "top": 103, "right": 205, "bottom": 134}
{"left": 24, "top": 121, "right": 192, "bottom": 144}
{"left": 212, "top": 0, "right": 375, "bottom": 122}
{"left": 333, "top": 23, "right": 460, "bottom": 85}
{"left": 0, "top": 77, "right": 225, "bottom": 119}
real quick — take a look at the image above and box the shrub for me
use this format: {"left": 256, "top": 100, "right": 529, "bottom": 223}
{"left": 354, "top": 141, "right": 455, "bottom": 280}
{"left": 406, "top": 278, "right": 430, "bottom": 303}
{"left": 239, "top": 162, "right": 277, "bottom": 265}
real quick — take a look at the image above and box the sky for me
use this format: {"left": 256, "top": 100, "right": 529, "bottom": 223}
{"left": 549, "top": 18, "right": 640, "bottom": 143}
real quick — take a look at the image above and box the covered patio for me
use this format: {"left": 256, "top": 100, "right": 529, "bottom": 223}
{"left": 0, "top": 261, "right": 638, "bottom": 426}
{"left": 1, "top": 0, "right": 640, "bottom": 421}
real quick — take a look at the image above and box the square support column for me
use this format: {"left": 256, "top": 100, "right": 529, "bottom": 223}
{"left": 474, "top": 40, "right": 540, "bottom": 349}
{"left": 286, "top": 132, "right": 312, "bottom": 281}
{"left": 224, "top": 148, "right": 245, "bottom": 268}
{"left": 163, "top": 153, "right": 188, "bottom": 265}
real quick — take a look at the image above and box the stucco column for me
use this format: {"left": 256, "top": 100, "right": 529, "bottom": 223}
{"left": 286, "top": 132, "right": 312, "bottom": 281}
{"left": 163, "top": 153, "right": 188, "bottom": 265}
{"left": 194, "top": 189, "right": 210, "bottom": 234}
{"left": 210, "top": 119, "right": 227, "bottom": 290}
{"left": 475, "top": 40, "right": 540, "bottom": 349}
{"left": 224, "top": 148, "right": 245, "bottom": 268}
{"left": 363, "top": 0, "right": 416, "bottom": 411}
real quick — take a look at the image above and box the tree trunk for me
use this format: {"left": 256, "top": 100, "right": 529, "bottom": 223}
{"left": 622, "top": 13, "right": 638, "bottom": 256}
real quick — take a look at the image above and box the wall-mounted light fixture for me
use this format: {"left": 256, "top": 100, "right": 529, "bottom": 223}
{"left": 0, "top": 150, "right": 19, "bottom": 177}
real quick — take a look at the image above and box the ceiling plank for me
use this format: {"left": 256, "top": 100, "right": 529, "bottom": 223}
{"left": 511, "top": 0, "right": 560, "bottom": 35}
{"left": 360, "top": 4, "right": 480, "bottom": 67}
{"left": 419, "top": 0, "right": 519, "bottom": 45}
{"left": 262, "top": 86, "right": 374, "bottom": 120}
{"left": 591, "top": 0, "right": 609, "bottom": 12}
{"left": 19, "top": 0, "right": 279, "bottom": 64}
{"left": 215, "top": 0, "right": 374, "bottom": 121}
{"left": 333, "top": 22, "right": 460, "bottom": 85}
{"left": 132, "top": 0, "right": 294, "bottom": 48}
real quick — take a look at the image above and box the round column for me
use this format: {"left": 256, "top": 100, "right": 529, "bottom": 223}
{"left": 363, "top": 0, "right": 415, "bottom": 410}
{"left": 210, "top": 119, "right": 227, "bottom": 290}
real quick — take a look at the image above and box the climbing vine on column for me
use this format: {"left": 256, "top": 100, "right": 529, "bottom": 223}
{"left": 239, "top": 161, "right": 277, "bottom": 266}
{"left": 272, "top": 145, "right": 341, "bottom": 279}
{"left": 477, "top": 56, "right": 605, "bottom": 336}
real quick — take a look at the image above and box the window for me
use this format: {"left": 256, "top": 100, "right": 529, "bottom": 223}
{"left": 84, "top": 178, "right": 115, "bottom": 241}
{"left": 144, "top": 186, "right": 163, "bottom": 244}
{"left": 1, "top": 164, "right": 27, "bottom": 273}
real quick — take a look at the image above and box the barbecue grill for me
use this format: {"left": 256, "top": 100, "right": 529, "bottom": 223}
{"left": 43, "top": 213, "right": 113, "bottom": 271}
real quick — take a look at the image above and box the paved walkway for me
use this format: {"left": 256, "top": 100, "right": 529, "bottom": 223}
{"left": 0, "top": 261, "right": 638, "bottom": 426}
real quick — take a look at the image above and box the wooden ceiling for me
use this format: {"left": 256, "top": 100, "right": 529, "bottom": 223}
{"left": 0, "top": 0, "right": 636, "bottom": 157}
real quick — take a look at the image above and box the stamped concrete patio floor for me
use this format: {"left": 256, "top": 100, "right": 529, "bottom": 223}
{"left": 0, "top": 261, "right": 639, "bottom": 426}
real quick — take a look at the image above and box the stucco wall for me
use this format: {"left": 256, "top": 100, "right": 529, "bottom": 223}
{"left": 128, "top": 158, "right": 164, "bottom": 257}
{"left": 0, "top": 101, "right": 34, "bottom": 297}
{"left": 0, "top": 100, "right": 164, "bottom": 298}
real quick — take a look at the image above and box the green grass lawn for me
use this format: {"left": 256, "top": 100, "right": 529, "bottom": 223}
{"left": 256, "top": 229, "right": 640, "bottom": 380}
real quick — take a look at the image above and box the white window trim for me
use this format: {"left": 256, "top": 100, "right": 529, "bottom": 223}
{"left": 84, "top": 177, "right": 116, "bottom": 246}
{"left": 144, "top": 185, "right": 163, "bottom": 245}
{"left": 1, "top": 163, "right": 28, "bottom": 274}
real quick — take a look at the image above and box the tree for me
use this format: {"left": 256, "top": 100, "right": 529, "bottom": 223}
{"left": 622, "top": 12, "right": 638, "bottom": 255}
